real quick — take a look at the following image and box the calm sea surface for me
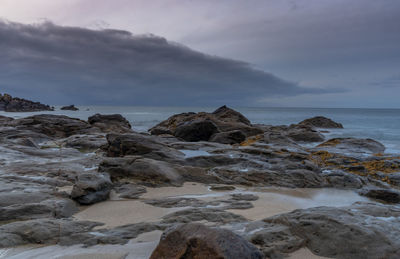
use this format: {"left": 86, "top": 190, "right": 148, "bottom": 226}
{"left": 2, "top": 106, "right": 400, "bottom": 154}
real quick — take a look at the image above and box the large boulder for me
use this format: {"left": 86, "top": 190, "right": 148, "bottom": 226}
{"left": 149, "top": 106, "right": 263, "bottom": 141}
{"left": 316, "top": 138, "right": 385, "bottom": 154}
{"left": 209, "top": 130, "right": 246, "bottom": 144}
{"left": 174, "top": 120, "right": 219, "bottom": 142}
{"left": 360, "top": 188, "right": 400, "bottom": 204}
{"left": 150, "top": 223, "right": 263, "bottom": 259}
{"left": 88, "top": 113, "right": 132, "bottom": 133}
{"left": 0, "top": 93, "right": 54, "bottom": 112}
{"left": 299, "top": 116, "right": 343, "bottom": 128}
{"left": 71, "top": 173, "right": 112, "bottom": 205}
{"left": 286, "top": 125, "right": 325, "bottom": 142}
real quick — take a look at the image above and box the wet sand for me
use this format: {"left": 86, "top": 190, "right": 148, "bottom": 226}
{"left": 5, "top": 183, "right": 369, "bottom": 258}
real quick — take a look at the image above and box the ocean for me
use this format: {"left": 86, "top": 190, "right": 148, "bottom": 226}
{"left": 1, "top": 106, "right": 400, "bottom": 154}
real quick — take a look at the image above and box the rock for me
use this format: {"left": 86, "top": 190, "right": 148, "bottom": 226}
{"left": 71, "top": 173, "right": 112, "bottom": 205}
{"left": 63, "top": 134, "right": 107, "bottom": 151}
{"left": 149, "top": 106, "right": 263, "bottom": 140}
{"left": 247, "top": 222, "right": 305, "bottom": 258}
{"left": 388, "top": 172, "right": 400, "bottom": 187}
{"left": 212, "top": 105, "right": 251, "bottom": 125}
{"left": 99, "top": 157, "right": 184, "bottom": 187}
{"left": 210, "top": 130, "right": 246, "bottom": 144}
{"left": 0, "top": 115, "right": 14, "bottom": 123}
{"left": 105, "top": 133, "right": 182, "bottom": 160}
{"left": 231, "top": 193, "right": 259, "bottom": 201}
{"left": 9, "top": 114, "right": 99, "bottom": 138}
{"left": 0, "top": 198, "right": 78, "bottom": 221}
{"left": 264, "top": 202, "right": 400, "bottom": 259}
{"left": 161, "top": 208, "right": 247, "bottom": 224}
{"left": 61, "top": 105, "right": 79, "bottom": 111}
{"left": 88, "top": 114, "right": 132, "bottom": 133}
{"left": 174, "top": 120, "right": 220, "bottom": 142}
{"left": 299, "top": 116, "right": 343, "bottom": 128}
{"left": 150, "top": 223, "right": 263, "bottom": 259}
{"left": 316, "top": 138, "right": 385, "bottom": 154}
{"left": 360, "top": 188, "right": 400, "bottom": 203}
{"left": 0, "top": 93, "right": 54, "bottom": 112}
{"left": 322, "top": 170, "right": 365, "bottom": 189}
{"left": 0, "top": 219, "right": 101, "bottom": 248}
{"left": 286, "top": 125, "right": 325, "bottom": 143}
{"left": 114, "top": 183, "right": 147, "bottom": 199}
{"left": 210, "top": 185, "right": 236, "bottom": 191}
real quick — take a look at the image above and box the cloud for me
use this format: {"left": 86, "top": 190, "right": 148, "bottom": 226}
{"left": 0, "top": 20, "right": 330, "bottom": 106}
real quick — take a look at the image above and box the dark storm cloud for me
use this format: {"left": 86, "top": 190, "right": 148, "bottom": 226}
{"left": 0, "top": 20, "right": 331, "bottom": 106}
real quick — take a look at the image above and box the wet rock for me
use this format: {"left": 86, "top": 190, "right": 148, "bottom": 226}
{"left": 212, "top": 105, "right": 252, "bottom": 125}
{"left": 0, "top": 219, "right": 101, "bottom": 248}
{"left": 61, "top": 105, "right": 79, "bottom": 111}
{"left": 174, "top": 120, "right": 220, "bottom": 142}
{"left": 88, "top": 114, "right": 132, "bottom": 133}
{"left": 0, "top": 93, "right": 54, "bottom": 112}
{"left": 316, "top": 137, "right": 385, "bottom": 154}
{"left": 161, "top": 208, "right": 247, "bottom": 224}
{"left": 388, "top": 172, "right": 400, "bottom": 187}
{"left": 0, "top": 115, "right": 14, "bottom": 123}
{"left": 144, "top": 197, "right": 216, "bottom": 208}
{"left": 9, "top": 114, "right": 99, "bottom": 138}
{"left": 299, "top": 116, "right": 343, "bottom": 128}
{"left": 360, "top": 188, "right": 400, "bottom": 203}
{"left": 322, "top": 170, "right": 365, "bottom": 189}
{"left": 210, "top": 130, "right": 247, "bottom": 144}
{"left": 150, "top": 223, "right": 264, "bottom": 259}
{"left": 99, "top": 157, "right": 184, "bottom": 187}
{"left": 114, "top": 183, "right": 147, "bottom": 199}
{"left": 71, "top": 173, "right": 112, "bottom": 205}
{"left": 105, "top": 133, "right": 182, "bottom": 160}
{"left": 264, "top": 202, "right": 400, "bottom": 259}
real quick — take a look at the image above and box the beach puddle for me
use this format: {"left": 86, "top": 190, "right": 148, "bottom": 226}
{"left": 179, "top": 149, "right": 210, "bottom": 158}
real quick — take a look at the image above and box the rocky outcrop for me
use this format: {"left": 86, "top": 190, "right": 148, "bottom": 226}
{"left": 150, "top": 223, "right": 263, "bottom": 259}
{"left": 263, "top": 202, "right": 400, "bottom": 259}
{"left": 360, "top": 188, "right": 400, "bottom": 204}
{"left": 299, "top": 116, "right": 343, "bottom": 128}
{"left": 8, "top": 114, "right": 99, "bottom": 138}
{"left": 0, "top": 93, "right": 54, "bottom": 112}
{"left": 61, "top": 105, "right": 79, "bottom": 111}
{"left": 210, "top": 130, "right": 247, "bottom": 144}
{"left": 88, "top": 113, "right": 132, "bottom": 133}
{"left": 71, "top": 173, "right": 112, "bottom": 205}
{"left": 316, "top": 137, "right": 385, "bottom": 154}
{"left": 105, "top": 133, "right": 182, "bottom": 160}
{"left": 149, "top": 105, "right": 263, "bottom": 142}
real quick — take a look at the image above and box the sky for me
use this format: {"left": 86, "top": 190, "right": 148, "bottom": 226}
{"left": 0, "top": 0, "right": 399, "bottom": 107}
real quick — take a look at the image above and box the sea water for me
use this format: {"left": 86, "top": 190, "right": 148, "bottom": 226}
{"left": 1, "top": 106, "right": 399, "bottom": 154}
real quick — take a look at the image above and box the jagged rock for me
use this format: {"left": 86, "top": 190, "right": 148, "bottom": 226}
{"left": 0, "top": 115, "right": 14, "bottom": 123}
{"left": 286, "top": 125, "right": 325, "bottom": 142}
{"left": 88, "top": 113, "right": 132, "bottom": 133}
{"left": 210, "top": 130, "right": 247, "bottom": 144}
{"left": 71, "top": 173, "right": 112, "bottom": 205}
{"left": 0, "top": 93, "right": 54, "bottom": 112}
{"left": 316, "top": 137, "right": 385, "bottom": 154}
{"left": 150, "top": 223, "right": 263, "bottom": 259}
{"left": 360, "top": 188, "right": 400, "bottom": 203}
{"left": 175, "top": 120, "right": 220, "bottom": 141}
{"left": 264, "top": 202, "right": 400, "bottom": 259}
{"left": 61, "top": 105, "right": 79, "bottom": 111}
{"left": 299, "top": 116, "right": 343, "bottom": 128}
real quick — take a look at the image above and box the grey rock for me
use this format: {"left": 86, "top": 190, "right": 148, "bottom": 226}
{"left": 71, "top": 173, "right": 112, "bottom": 205}
{"left": 88, "top": 113, "right": 132, "bottom": 133}
{"left": 299, "top": 116, "right": 343, "bottom": 128}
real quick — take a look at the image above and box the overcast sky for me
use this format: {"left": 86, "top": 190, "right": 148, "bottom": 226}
{"left": 0, "top": 0, "right": 399, "bottom": 107}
